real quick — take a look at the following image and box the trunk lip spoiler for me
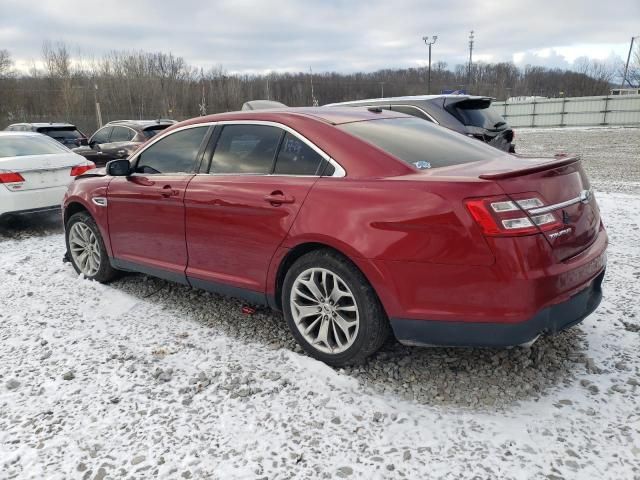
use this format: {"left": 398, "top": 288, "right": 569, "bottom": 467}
{"left": 479, "top": 154, "right": 580, "bottom": 180}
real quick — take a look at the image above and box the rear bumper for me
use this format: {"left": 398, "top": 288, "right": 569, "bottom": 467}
{"left": 391, "top": 269, "right": 604, "bottom": 347}
{"left": 0, "top": 185, "right": 67, "bottom": 217}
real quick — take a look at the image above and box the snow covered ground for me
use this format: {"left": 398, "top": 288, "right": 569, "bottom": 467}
{"left": 1, "top": 129, "right": 639, "bottom": 479}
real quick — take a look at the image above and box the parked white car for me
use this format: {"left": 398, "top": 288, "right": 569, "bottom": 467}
{"left": 0, "top": 132, "right": 95, "bottom": 220}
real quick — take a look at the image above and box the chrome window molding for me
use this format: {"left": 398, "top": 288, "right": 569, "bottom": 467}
{"left": 128, "top": 120, "right": 346, "bottom": 178}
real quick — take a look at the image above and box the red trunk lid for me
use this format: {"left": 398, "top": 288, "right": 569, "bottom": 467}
{"left": 480, "top": 155, "right": 601, "bottom": 261}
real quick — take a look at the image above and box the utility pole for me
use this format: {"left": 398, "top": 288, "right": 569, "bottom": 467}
{"left": 93, "top": 83, "right": 102, "bottom": 129}
{"left": 310, "top": 67, "right": 318, "bottom": 106}
{"left": 467, "top": 30, "right": 474, "bottom": 91}
{"left": 422, "top": 35, "right": 438, "bottom": 94}
{"left": 379, "top": 81, "right": 385, "bottom": 98}
{"left": 620, "top": 36, "right": 639, "bottom": 88}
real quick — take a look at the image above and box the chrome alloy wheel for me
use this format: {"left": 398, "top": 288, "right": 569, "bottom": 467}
{"left": 68, "top": 222, "right": 101, "bottom": 277}
{"left": 290, "top": 267, "right": 360, "bottom": 354}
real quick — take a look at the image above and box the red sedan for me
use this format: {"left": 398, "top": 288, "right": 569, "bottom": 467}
{"left": 62, "top": 108, "right": 607, "bottom": 366}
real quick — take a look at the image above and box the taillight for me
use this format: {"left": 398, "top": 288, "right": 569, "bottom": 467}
{"left": 0, "top": 172, "right": 25, "bottom": 184}
{"left": 465, "top": 194, "right": 562, "bottom": 237}
{"left": 70, "top": 163, "right": 95, "bottom": 176}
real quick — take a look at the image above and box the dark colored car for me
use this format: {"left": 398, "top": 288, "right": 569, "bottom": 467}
{"left": 325, "top": 95, "right": 516, "bottom": 152}
{"left": 5, "top": 122, "right": 88, "bottom": 148}
{"left": 73, "top": 119, "right": 176, "bottom": 167}
{"left": 62, "top": 107, "right": 606, "bottom": 366}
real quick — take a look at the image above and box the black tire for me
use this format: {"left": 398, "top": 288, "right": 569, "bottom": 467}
{"left": 282, "top": 249, "right": 389, "bottom": 367}
{"left": 65, "top": 211, "right": 119, "bottom": 283}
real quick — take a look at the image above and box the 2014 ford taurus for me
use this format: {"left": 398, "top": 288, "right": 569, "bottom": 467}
{"left": 62, "top": 107, "right": 607, "bottom": 366}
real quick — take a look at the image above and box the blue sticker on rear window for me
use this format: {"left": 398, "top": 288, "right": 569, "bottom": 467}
{"left": 414, "top": 161, "right": 431, "bottom": 169}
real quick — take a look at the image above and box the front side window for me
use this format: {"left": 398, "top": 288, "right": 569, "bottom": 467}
{"left": 210, "top": 124, "right": 282, "bottom": 174}
{"left": 273, "top": 133, "right": 325, "bottom": 175}
{"left": 91, "top": 127, "right": 112, "bottom": 145}
{"left": 135, "top": 127, "right": 208, "bottom": 174}
{"left": 110, "top": 126, "right": 135, "bottom": 142}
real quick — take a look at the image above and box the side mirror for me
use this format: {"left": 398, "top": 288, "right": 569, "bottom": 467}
{"left": 76, "top": 138, "right": 89, "bottom": 147}
{"left": 106, "top": 159, "right": 131, "bottom": 176}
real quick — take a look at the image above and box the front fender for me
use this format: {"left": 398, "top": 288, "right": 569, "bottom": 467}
{"left": 63, "top": 178, "right": 113, "bottom": 257}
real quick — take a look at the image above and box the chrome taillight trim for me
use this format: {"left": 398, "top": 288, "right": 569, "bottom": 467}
{"left": 528, "top": 189, "right": 592, "bottom": 215}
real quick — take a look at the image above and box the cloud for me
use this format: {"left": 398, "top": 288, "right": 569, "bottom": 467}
{"left": 0, "top": 0, "right": 638, "bottom": 73}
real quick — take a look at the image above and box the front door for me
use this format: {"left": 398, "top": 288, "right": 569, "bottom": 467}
{"left": 107, "top": 126, "right": 210, "bottom": 281}
{"left": 185, "top": 124, "right": 330, "bottom": 296}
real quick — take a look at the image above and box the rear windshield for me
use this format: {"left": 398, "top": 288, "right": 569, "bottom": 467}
{"left": 449, "top": 100, "right": 507, "bottom": 129}
{"left": 0, "top": 135, "right": 67, "bottom": 158}
{"left": 37, "top": 127, "right": 84, "bottom": 140}
{"left": 339, "top": 117, "right": 500, "bottom": 169}
{"left": 142, "top": 125, "right": 171, "bottom": 138}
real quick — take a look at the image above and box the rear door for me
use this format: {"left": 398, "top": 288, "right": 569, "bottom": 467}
{"left": 107, "top": 126, "right": 210, "bottom": 280}
{"left": 185, "top": 123, "right": 328, "bottom": 294}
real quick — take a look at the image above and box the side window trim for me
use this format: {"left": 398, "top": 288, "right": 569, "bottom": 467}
{"left": 203, "top": 120, "right": 345, "bottom": 177}
{"left": 130, "top": 120, "right": 346, "bottom": 178}
{"left": 90, "top": 126, "right": 112, "bottom": 144}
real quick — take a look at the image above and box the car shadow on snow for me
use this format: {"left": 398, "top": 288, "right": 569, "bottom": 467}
{"left": 109, "top": 272, "right": 590, "bottom": 410}
{"left": 0, "top": 211, "right": 63, "bottom": 240}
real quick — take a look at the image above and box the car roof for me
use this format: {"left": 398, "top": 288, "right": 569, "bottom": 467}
{"left": 175, "top": 107, "right": 407, "bottom": 128}
{"left": 324, "top": 94, "right": 491, "bottom": 106}
{"left": 9, "top": 122, "right": 78, "bottom": 128}
{"left": 0, "top": 131, "right": 44, "bottom": 137}
{"left": 106, "top": 119, "right": 176, "bottom": 128}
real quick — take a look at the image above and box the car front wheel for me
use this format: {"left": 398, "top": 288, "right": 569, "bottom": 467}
{"left": 65, "top": 211, "right": 118, "bottom": 283}
{"left": 282, "top": 249, "right": 389, "bottom": 366}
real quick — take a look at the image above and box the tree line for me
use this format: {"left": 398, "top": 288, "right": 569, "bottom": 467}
{"left": 0, "top": 42, "right": 635, "bottom": 135}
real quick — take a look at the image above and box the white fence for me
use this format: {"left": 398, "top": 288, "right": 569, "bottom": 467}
{"left": 493, "top": 95, "right": 640, "bottom": 128}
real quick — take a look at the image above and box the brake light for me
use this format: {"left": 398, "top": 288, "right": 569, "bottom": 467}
{"left": 0, "top": 172, "right": 25, "bottom": 183}
{"left": 465, "top": 194, "right": 561, "bottom": 237}
{"left": 70, "top": 163, "right": 95, "bottom": 176}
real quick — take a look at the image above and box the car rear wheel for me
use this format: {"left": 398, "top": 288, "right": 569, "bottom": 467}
{"left": 65, "top": 211, "right": 118, "bottom": 283}
{"left": 282, "top": 249, "right": 389, "bottom": 366}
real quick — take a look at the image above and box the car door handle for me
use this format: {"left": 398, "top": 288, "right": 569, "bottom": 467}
{"left": 160, "top": 185, "right": 179, "bottom": 197}
{"left": 264, "top": 191, "right": 295, "bottom": 205}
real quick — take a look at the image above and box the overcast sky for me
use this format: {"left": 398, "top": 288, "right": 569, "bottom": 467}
{"left": 0, "top": 0, "right": 638, "bottom": 74}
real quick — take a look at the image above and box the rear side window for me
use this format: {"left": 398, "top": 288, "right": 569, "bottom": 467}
{"left": 135, "top": 127, "right": 208, "bottom": 174}
{"left": 339, "top": 117, "right": 500, "bottom": 169}
{"left": 274, "top": 133, "right": 325, "bottom": 175}
{"left": 210, "top": 124, "right": 282, "bottom": 174}
{"left": 91, "top": 127, "right": 112, "bottom": 145}
{"left": 110, "top": 126, "right": 135, "bottom": 142}
{"left": 0, "top": 135, "right": 67, "bottom": 158}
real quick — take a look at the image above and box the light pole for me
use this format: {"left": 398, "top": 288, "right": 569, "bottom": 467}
{"left": 422, "top": 35, "right": 438, "bottom": 94}
{"left": 620, "top": 36, "right": 639, "bottom": 89}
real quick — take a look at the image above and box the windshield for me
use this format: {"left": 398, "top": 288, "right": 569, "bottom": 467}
{"left": 339, "top": 117, "right": 501, "bottom": 170}
{"left": 0, "top": 135, "right": 68, "bottom": 158}
{"left": 38, "top": 128, "right": 84, "bottom": 140}
{"left": 448, "top": 100, "right": 507, "bottom": 130}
